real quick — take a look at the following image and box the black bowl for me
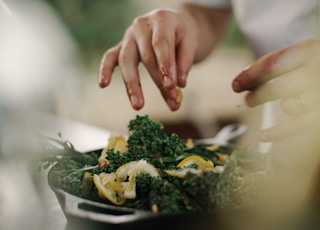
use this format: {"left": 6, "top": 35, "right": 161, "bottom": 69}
{"left": 47, "top": 149, "right": 268, "bottom": 230}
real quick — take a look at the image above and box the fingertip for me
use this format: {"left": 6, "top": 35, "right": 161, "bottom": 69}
{"left": 177, "top": 72, "right": 187, "bottom": 88}
{"left": 232, "top": 66, "right": 251, "bottom": 92}
{"left": 98, "top": 82, "right": 106, "bottom": 88}
{"left": 98, "top": 62, "right": 111, "bottom": 87}
{"left": 245, "top": 93, "right": 256, "bottom": 107}
{"left": 232, "top": 80, "right": 243, "bottom": 93}
{"left": 130, "top": 94, "right": 144, "bottom": 110}
{"left": 166, "top": 98, "right": 181, "bottom": 111}
{"left": 132, "top": 104, "right": 144, "bottom": 111}
{"left": 171, "top": 105, "right": 181, "bottom": 111}
{"left": 98, "top": 73, "right": 110, "bottom": 88}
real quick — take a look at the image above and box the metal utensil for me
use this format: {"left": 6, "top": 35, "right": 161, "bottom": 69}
{"left": 194, "top": 124, "right": 248, "bottom": 146}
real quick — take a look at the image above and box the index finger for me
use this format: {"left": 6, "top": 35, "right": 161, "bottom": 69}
{"left": 232, "top": 40, "right": 310, "bottom": 93}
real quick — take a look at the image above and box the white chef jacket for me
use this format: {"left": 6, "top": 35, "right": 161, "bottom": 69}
{"left": 184, "top": 0, "right": 320, "bottom": 154}
{"left": 183, "top": 2, "right": 320, "bottom": 212}
{"left": 184, "top": 0, "right": 320, "bottom": 58}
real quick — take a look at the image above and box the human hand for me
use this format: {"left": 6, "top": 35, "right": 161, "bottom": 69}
{"left": 232, "top": 39, "right": 320, "bottom": 142}
{"left": 98, "top": 8, "right": 199, "bottom": 111}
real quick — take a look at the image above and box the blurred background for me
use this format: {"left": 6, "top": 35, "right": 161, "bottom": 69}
{"left": 35, "top": 0, "right": 257, "bottom": 139}
{"left": 1, "top": 0, "right": 260, "bottom": 139}
{"left": 4, "top": 1, "right": 320, "bottom": 230}
{"left": 0, "top": 1, "right": 260, "bottom": 230}
{"left": 0, "top": 0, "right": 260, "bottom": 140}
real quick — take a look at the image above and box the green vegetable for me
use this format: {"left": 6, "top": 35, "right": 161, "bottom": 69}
{"left": 101, "top": 115, "right": 187, "bottom": 172}
{"left": 42, "top": 115, "right": 269, "bottom": 213}
{"left": 126, "top": 115, "right": 187, "bottom": 167}
{"left": 122, "top": 173, "right": 153, "bottom": 210}
{"left": 149, "top": 177, "right": 185, "bottom": 213}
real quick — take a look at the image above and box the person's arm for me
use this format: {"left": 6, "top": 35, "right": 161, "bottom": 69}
{"left": 99, "top": 3, "right": 231, "bottom": 111}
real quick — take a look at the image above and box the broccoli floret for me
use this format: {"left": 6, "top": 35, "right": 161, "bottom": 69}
{"left": 102, "top": 149, "right": 133, "bottom": 172}
{"left": 48, "top": 161, "right": 84, "bottom": 196}
{"left": 43, "top": 143, "right": 100, "bottom": 197}
{"left": 99, "top": 115, "right": 188, "bottom": 171}
{"left": 127, "top": 115, "right": 164, "bottom": 160}
{"left": 179, "top": 170, "right": 220, "bottom": 211}
{"left": 212, "top": 149, "right": 268, "bottom": 208}
{"left": 149, "top": 177, "right": 185, "bottom": 213}
{"left": 44, "top": 115, "right": 268, "bottom": 214}
{"left": 136, "top": 173, "right": 153, "bottom": 196}
{"left": 160, "top": 134, "right": 187, "bottom": 166}
{"left": 126, "top": 115, "right": 186, "bottom": 167}
{"left": 162, "top": 133, "right": 186, "bottom": 155}
{"left": 123, "top": 173, "right": 153, "bottom": 210}
{"left": 185, "top": 145, "right": 221, "bottom": 163}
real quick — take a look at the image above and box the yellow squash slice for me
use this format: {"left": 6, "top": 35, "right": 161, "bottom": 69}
{"left": 98, "top": 134, "right": 127, "bottom": 167}
{"left": 93, "top": 174, "right": 126, "bottom": 205}
{"left": 177, "top": 155, "right": 214, "bottom": 169}
{"left": 116, "top": 160, "right": 159, "bottom": 199}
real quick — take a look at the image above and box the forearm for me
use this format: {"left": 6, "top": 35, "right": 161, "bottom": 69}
{"left": 180, "top": 3, "right": 232, "bottom": 63}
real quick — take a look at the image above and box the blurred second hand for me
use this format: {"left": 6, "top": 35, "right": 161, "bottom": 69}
{"left": 259, "top": 102, "right": 274, "bottom": 154}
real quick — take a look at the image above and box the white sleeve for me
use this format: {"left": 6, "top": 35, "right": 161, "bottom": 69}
{"left": 182, "top": 0, "right": 231, "bottom": 8}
